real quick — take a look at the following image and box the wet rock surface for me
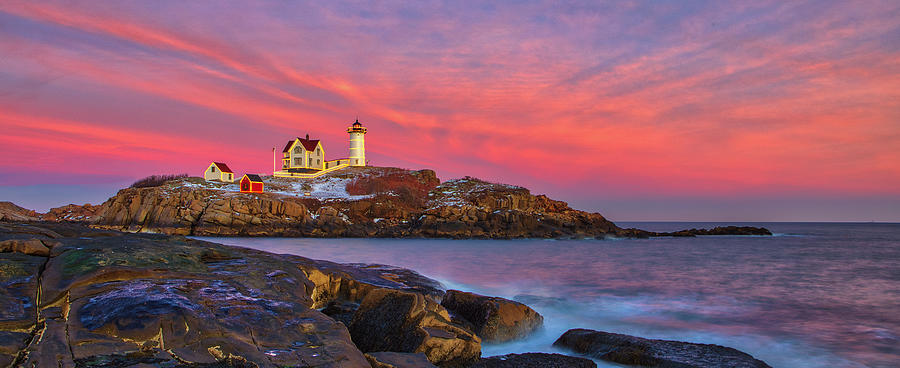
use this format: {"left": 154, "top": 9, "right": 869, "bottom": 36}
{"left": 554, "top": 328, "right": 772, "bottom": 368}
{"left": 0, "top": 222, "right": 498, "bottom": 367}
{"left": 440, "top": 290, "right": 543, "bottom": 343}
{"left": 365, "top": 351, "right": 438, "bottom": 368}
{"left": 471, "top": 353, "right": 597, "bottom": 368}
{"left": 348, "top": 288, "right": 481, "bottom": 367}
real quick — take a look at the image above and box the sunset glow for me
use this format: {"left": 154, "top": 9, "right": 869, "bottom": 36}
{"left": 1, "top": 1, "right": 898, "bottom": 219}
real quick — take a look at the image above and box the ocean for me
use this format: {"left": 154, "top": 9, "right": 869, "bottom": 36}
{"left": 198, "top": 222, "right": 900, "bottom": 367}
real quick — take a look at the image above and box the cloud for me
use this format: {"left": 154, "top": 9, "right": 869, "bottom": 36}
{"left": 0, "top": 0, "right": 898, "bottom": 218}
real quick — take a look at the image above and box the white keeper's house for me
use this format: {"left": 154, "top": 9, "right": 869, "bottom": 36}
{"left": 273, "top": 119, "right": 368, "bottom": 178}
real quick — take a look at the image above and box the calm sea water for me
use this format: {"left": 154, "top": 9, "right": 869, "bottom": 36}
{"left": 198, "top": 222, "right": 900, "bottom": 368}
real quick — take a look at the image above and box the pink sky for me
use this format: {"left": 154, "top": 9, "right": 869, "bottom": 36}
{"left": 1, "top": 1, "right": 898, "bottom": 220}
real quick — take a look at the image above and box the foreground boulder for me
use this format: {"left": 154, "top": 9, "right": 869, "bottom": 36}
{"left": 348, "top": 288, "right": 481, "bottom": 367}
{"left": 299, "top": 260, "right": 482, "bottom": 367}
{"left": 30, "top": 225, "right": 369, "bottom": 367}
{"left": 471, "top": 353, "right": 596, "bottom": 368}
{"left": 440, "top": 290, "right": 543, "bottom": 343}
{"left": 0, "top": 222, "right": 498, "bottom": 367}
{"left": 554, "top": 328, "right": 771, "bottom": 368}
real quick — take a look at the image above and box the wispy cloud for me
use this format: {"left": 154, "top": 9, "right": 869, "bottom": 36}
{"left": 0, "top": 0, "right": 898, "bottom": 214}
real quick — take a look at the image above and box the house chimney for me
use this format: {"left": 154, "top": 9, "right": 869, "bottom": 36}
{"left": 305, "top": 134, "right": 309, "bottom": 140}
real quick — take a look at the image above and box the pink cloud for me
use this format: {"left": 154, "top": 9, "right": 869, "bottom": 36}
{"left": 0, "top": 0, "right": 897, "bottom": 212}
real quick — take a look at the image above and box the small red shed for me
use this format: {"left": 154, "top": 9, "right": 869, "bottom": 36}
{"left": 239, "top": 174, "right": 264, "bottom": 193}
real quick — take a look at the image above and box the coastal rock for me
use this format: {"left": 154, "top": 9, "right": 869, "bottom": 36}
{"left": 41, "top": 203, "right": 102, "bottom": 222}
{"left": 348, "top": 288, "right": 481, "bottom": 367}
{"left": 2, "top": 222, "right": 528, "bottom": 367}
{"left": 87, "top": 168, "right": 627, "bottom": 239}
{"left": 0, "top": 252, "right": 45, "bottom": 366}
{"left": 16, "top": 167, "right": 772, "bottom": 239}
{"left": 1, "top": 222, "right": 407, "bottom": 367}
{"left": 618, "top": 226, "right": 773, "bottom": 238}
{"left": 440, "top": 290, "right": 543, "bottom": 343}
{"left": 679, "top": 226, "right": 773, "bottom": 236}
{"left": 0, "top": 238, "right": 52, "bottom": 256}
{"left": 365, "top": 352, "right": 438, "bottom": 368}
{"left": 471, "top": 353, "right": 597, "bottom": 368}
{"left": 0, "top": 201, "right": 38, "bottom": 222}
{"left": 92, "top": 182, "right": 314, "bottom": 236}
{"left": 301, "top": 260, "right": 480, "bottom": 366}
{"left": 553, "top": 328, "right": 772, "bottom": 368}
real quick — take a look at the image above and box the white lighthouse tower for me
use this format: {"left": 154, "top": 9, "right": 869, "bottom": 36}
{"left": 347, "top": 119, "right": 367, "bottom": 166}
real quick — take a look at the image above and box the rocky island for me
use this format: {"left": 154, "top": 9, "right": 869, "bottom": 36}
{"left": 12, "top": 166, "right": 771, "bottom": 239}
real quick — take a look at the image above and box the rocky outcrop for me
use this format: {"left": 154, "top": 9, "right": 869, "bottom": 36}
{"left": 471, "top": 353, "right": 597, "bottom": 368}
{"left": 90, "top": 183, "right": 314, "bottom": 236}
{"left": 669, "top": 226, "right": 773, "bottom": 236}
{"left": 0, "top": 201, "right": 38, "bottom": 222}
{"left": 2, "top": 222, "right": 371, "bottom": 367}
{"left": 87, "top": 169, "right": 627, "bottom": 239}
{"left": 414, "top": 178, "right": 620, "bottom": 239}
{"left": 41, "top": 203, "right": 102, "bottom": 222}
{"left": 440, "top": 290, "right": 543, "bottom": 343}
{"left": 302, "top": 261, "right": 480, "bottom": 366}
{"left": 553, "top": 328, "right": 772, "bottom": 368}
{"left": 348, "top": 289, "right": 481, "bottom": 367}
{"left": 6, "top": 167, "right": 773, "bottom": 239}
{"left": 619, "top": 226, "right": 773, "bottom": 238}
{"left": 0, "top": 238, "right": 55, "bottom": 256}
{"left": 0, "top": 222, "right": 542, "bottom": 367}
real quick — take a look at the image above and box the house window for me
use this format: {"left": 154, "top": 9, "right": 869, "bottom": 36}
{"left": 317, "top": 159, "right": 320, "bottom": 165}
{"left": 294, "top": 147, "right": 301, "bottom": 153}
{"left": 211, "top": 166, "right": 216, "bottom": 172}
{"left": 308, "top": 158, "right": 312, "bottom": 166}
{"left": 355, "top": 159, "right": 359, "bottom": 164}
{"left": 317, "top": 148, "right": 320, "bottom": 155}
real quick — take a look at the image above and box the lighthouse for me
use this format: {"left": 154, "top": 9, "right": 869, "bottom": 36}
{"left": 347, "top": 119, "right": 367, "bottom": 166}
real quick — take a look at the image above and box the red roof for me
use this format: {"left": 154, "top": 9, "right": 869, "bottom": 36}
{"left": 298, "top": 137, "right": 320, "bottom": 151}
{"left": 212, "top": 162, "right": 233, "bottom": 173}
{"left": 242, "top": 174, "right": 263, "bottom": 183}
{"left": 282, "top": 137, "right": 321, "bottom": 153}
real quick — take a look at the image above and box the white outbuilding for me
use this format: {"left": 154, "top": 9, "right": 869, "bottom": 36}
{"left": 203, "top": 162, "right": 234, "bottom": 182}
